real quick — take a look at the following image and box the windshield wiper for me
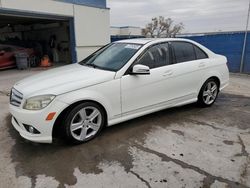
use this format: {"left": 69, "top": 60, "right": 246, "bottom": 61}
{"left": 85, "top": 64, "right": 101, "bottom": 70}
{"left": 85, "top": 64, "right": 95, "bottom": 68}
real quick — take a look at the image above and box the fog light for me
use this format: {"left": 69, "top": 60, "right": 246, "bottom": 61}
{"left": 23, "top": 124, "right": 40, "bottom": 134}
{"left": 29, "top": 126, "right": 34, "bottom": 134}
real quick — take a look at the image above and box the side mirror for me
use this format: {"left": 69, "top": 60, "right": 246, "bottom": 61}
{"left": 0, "top": 50, "right": 5, "bottom": 56}
{"left": 131, "top": 64, "right": 150, "bottom": 75}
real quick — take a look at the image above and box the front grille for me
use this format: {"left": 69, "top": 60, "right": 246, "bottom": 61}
{"left": 10, "top": 88, "right": 23, "bottom": 107}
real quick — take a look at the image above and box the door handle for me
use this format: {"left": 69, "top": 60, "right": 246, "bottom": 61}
{"left": 163, "top": 70, "right": 173, "bottom": 76}
{"left": 198, "top": 62, "right": 206, "bottom": 68}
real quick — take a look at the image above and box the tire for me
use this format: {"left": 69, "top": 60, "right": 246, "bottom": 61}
{"left": 197, "top": 78, "right": 219, "bottom": 107}
{"left": 62, "top": 102, "right": 105, "bottom": 144}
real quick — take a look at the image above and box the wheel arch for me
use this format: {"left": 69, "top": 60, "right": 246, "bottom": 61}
{"left": 207, "top": 76, "right": 221, "bottom": 89}
{"left": 198, "top": 72, "right": 222, "bottom": 95}
{"left": 52, "top": 100, "right": 108, "bottom": 139}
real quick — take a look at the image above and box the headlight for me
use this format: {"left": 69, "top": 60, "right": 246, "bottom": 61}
{"left": 23, "top": 95, "right": 55, "bottom": 110}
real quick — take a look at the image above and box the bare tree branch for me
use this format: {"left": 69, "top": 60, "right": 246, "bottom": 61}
{"left": 142, "top": 16, "right": 184, "bottom": 38}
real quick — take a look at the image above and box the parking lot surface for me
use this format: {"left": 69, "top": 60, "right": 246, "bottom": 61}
{"left": 0, "top": 69, "right": 250, "bottom": 188}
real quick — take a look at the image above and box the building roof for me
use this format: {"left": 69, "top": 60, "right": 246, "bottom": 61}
{"left": 111, "top": 26, "right": 141, "bottom": 29}
{"left": 57, "top": 0, "right": 107, "bottom": 9}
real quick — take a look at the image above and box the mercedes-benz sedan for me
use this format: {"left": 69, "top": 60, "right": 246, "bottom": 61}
{"left": 9, "top": 38, "right": 229, "bottom": 144}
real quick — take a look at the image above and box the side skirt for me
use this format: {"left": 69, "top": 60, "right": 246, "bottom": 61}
{"left": 108, "top": 96, "right": 197, "bottom": 127}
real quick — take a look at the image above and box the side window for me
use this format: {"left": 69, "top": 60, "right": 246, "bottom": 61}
{"left": 156, "top": 43, "right": 170, "bottom": 67}
{"left": 136, "top": 43, "right": 170, "bottom": 68}
{"left": 172, "top": 42, "right": 196, "bottom": 63}
{"left": 136, "top": 50, "right": 155, "bottom": 69}
{"left": 194, "top": 45, "right": 208, "bottom": 59}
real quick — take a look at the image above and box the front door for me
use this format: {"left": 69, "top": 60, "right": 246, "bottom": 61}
{"left": 121, "top": 43, "right": 174, "bottom": 115}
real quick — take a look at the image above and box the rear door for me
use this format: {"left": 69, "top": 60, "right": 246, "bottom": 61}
{"left": 169, "top": 41, "right": 209, "bottom": 100}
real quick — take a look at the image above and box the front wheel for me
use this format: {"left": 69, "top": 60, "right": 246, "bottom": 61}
{"left": 197, "top": 79, "right": 219, "bottom": 107}
{"left": 63, "top": 102, "right": 105, "bottom": 144}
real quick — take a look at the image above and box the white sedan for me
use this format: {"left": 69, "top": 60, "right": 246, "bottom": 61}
{"left": 9, "top": 38, "right": 229, "bottom": 144}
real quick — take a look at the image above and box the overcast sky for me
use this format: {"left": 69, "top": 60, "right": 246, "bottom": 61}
{"left": 107, "top": 0, "right": 250, "bottom": 33}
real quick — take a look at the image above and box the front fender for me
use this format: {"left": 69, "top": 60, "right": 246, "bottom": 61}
{"left": 56, "top": 79, "right": 121, "bottom": 122}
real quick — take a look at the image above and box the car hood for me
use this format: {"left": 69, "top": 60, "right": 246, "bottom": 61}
{"left": 14, "top": 64, "right": 116, "bottom": 97}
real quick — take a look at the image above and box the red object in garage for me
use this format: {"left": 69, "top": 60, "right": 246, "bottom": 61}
{"left": 40, "top": 55, "right": 52, "bottom": 67}
{"left": 0, "top": 45, "right": 35, "bottom": 70}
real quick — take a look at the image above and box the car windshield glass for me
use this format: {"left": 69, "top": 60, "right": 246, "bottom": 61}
{"left": 79, "top": 43, "right": 142, "bottom": 71}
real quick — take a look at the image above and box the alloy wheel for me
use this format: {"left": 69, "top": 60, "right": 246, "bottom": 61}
{"left": 202, "top": 81, "right": 218, "bottom": 105}
{"left": 70, "top": 106, "right": 102, "bottom": 141}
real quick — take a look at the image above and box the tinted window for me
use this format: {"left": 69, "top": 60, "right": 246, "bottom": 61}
{"left": 136, "top": 43, "right": 170, "bottom": 68}
{"left": 172, "top": 42, "right": 196, "bottom": 63}
{"left": 156, "top": 43, "right": 170, "bottom": 67}
{"left": 135, "top": 50, "right": 154, "bottom": 68}
{"left": 194, "top": 45, "right": 208, "bottom": 59}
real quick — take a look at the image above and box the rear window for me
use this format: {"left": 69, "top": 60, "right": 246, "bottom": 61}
{"left": 172, "top": 42, "right": 196, "bottom": 63}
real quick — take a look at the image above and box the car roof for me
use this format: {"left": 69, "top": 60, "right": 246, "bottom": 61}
{"left": 114, "top": 38, "right": 194, "bottom": 45}
{"left": 115, "top": 38, "right": 154, "bottom": 45}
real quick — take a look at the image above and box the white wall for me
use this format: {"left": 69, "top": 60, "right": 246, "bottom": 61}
{"left": 110, "top": 27, "right": 142, "bottom": 36}
{"left": 76, "top": 46, "right": 101, "bottom": 62}
{"left": 1, "top": 0, "right": 74, "bottom": 17}
{"left": 110, "top": 27, "right": 120, "bottom": 36}
{"left": 120, "top": 27, "right": 142, "bottom": 36}
{"left": 74, "top": 5, "right": 110, "bottom": 61}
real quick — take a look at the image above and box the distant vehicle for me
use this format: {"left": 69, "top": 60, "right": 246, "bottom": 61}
{"left": 9, "top": 38, "right": 229, "bottom": 144}
{"left": 0, "top": 45, "right": 34, "bottom": 70}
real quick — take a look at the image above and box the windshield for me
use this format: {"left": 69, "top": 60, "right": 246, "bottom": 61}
{"left": 79, "top": 43, "right": 142, "bottom": 71}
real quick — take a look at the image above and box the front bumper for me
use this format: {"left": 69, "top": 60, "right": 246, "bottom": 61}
{"left": 9, "top": 99, "right": 68, "bottom": 143}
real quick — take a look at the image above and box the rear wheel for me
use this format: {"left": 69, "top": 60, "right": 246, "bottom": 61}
{"left": 198, "top": 78, "right": 219, "bottom": 107}
{"left": 63, "top": 102, "right": 105, "bottom": 144}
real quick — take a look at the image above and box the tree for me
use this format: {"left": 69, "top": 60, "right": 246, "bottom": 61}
{"left": 142, "top": 16, "right": 184, "bottom": 38}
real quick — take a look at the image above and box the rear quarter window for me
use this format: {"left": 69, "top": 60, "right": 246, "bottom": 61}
{"left": 193, "top": 45, "right": 208, "bottom": 59}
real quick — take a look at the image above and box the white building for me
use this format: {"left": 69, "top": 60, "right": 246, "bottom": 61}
{"left": 110, "top": 26, "right": 143, "bottom": 42}
{"left": 0, "top": 0, "right": 110, "bottom": 63}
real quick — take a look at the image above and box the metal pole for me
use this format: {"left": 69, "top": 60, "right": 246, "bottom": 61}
{"left": 240, "top": 0, "right": 250, "bottom": 73}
